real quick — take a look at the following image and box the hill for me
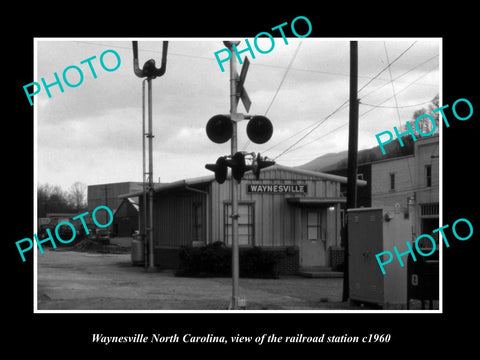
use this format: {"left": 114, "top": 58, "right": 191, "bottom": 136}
{"left": 299, "top": 150, "right": 348, "bottom": 171}
{"left": 297, "top": 135, "right": 417, "bottom": 172}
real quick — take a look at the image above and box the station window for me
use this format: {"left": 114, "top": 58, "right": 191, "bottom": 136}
{"left": 425, "top": 165, "right": 432, "bottom": 187}
{"left": 389, "top": 173, "right": 395, "bottom": 191}
{"left": 307, "top": 211, "right": 322, "bottom": 240}
{"left": 193, "top": 202, "right": 203, "bottom": 242}
{"left": 224, "top": 203, "right": 254, "bottom": 246}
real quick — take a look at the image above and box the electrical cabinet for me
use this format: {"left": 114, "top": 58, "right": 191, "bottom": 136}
{"left": 348, "top": 207, "right": 412, "bottom": 308}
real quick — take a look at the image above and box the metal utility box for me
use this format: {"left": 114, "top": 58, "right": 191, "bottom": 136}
{"left": 348, "top": 207, "right": 412, "bottom": 308}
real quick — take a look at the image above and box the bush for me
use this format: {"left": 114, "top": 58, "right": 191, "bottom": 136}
{"left": 176, "top": 242, "right": 230, "bottom": 277}
{"left": 240, "top": 247, "right": 282, "bottom": 278}
{"left": 175, "top": 243, "right": 282, "bottom": 278}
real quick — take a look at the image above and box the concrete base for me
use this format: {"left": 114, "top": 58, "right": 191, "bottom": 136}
{"left": 298, "top": 266, "right": 343, "bottom": 278}
{"left": 145, "top": 266, "right": 161, "bottom": 273}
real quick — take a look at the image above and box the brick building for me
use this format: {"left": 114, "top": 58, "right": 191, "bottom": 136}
{"left": 371, "top": 136, "right": 439, "bottom": 242}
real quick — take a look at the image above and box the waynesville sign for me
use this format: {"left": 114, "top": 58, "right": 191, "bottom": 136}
{"left": 247, "top": 184, "right": 307, "bottom": 194}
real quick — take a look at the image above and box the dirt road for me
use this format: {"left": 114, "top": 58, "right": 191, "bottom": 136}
{"left": 37, "top": 249, "right": 347, "bottom": 311}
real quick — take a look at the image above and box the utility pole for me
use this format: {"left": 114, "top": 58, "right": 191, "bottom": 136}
{"left": 343, "top": 40, "right": 359, "bottom": 302}
{"left": 225, "top": 41, "right": 241, "bottom": 310}
{"left": 142, "top": 79, "right": 148, "bottom": 271}
{"left": 103, "top": 185, "right": 108, "bottom": 208}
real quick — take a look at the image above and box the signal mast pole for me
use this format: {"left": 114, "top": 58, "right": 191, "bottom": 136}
{"left": 132, "top": 41, "right": 168, "bottom": 272}
{"left": 205, "top": 41, "right": 274, "bottom": 310}
{"left": 225, "top": 41, "right": 241, "bottom": 310}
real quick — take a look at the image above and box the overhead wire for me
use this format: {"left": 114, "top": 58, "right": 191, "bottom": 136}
{"left": 358, "top": 54, "right": 438, "bottom": 101}
{"left": 357, "top": 41, "right": 417, "bottom": 94}
{"left": 359, "top": 66, "right": 437, "bottom": 119}
{"left": 73, "top": 40, "right": 437, "bottom": 87}
{"left": 278, "top": 56, "right": 438, "bottom": 159}
{"left": 74, "top": 40, "right": 437, "bottom": 164}
{"left": 360, "top": 100, "right": 433, "bottom": 109}
{"left": 280, "top": 67, "right": 438, "bottom": 160}
{"left": 273, "top": 41, "right": 419, "bottom": 161}
{"left": 264, "top": 41, "right": 303, "bottom": 115}
{"left": 272, "top": 98, "right": 349, "bottom": 160}
{"left": 383, "top": 41, "right": 415, "bottom": 188}
{"left": 242, "top": 41, "right": 303, "bottom": 151}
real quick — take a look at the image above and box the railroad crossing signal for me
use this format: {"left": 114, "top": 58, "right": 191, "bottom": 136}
{"left": 205, "top": 47, "right": 275, "bottom": 184}
{"left": 251, "top": 153, "right": 275, "bottom": 180}
{"left": 205, "top": 156, "right": 228, "bottom": 184}
{"left": 206, "top": 114, "right": 273, "bottom": 145}
{"left": 205, "top": 152, "right": 275, "bottom": 183}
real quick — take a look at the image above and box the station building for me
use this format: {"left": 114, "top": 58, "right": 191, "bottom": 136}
{"left": 120, "top": 165, "right": 366, "bottom": 275}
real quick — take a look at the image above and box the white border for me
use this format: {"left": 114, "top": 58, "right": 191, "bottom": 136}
{"left": 33, "top": 37, "right": 443, "bottom": 314}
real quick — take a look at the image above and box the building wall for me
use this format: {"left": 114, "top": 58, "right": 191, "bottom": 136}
{"left": 151, "top": 188, "right": 207, "bottom": 248}
{"left": 371, "top": 136, "right": 439, "bottom": 240}
{"left": 413, "top": 136, "right": 440, "bottom": 237}
{"left": 371, "top": 155, "right": 416, "bottom": 211}
{"left": 148, "top": 168, "right": 345, "bottom": 272}
{"left": 414, "top": 136, "right": 439, "bottom": 197}
{"left": 209, "top": 168, "right": 341, "bottom": 249}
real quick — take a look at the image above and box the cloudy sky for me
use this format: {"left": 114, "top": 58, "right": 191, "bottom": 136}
{"left": 35, "top": 38, "right": 440, "bottom": 190}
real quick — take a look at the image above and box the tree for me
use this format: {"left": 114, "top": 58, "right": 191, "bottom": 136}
{"left": 37, "top": 183, "right": 71, "bottom": 218}
{"left": 37, "top": 182, "right": 87, "bottom": 217}
{"left": 404, "top": 94, "right": 440, "bottom": 136}
{"left": 68, "top": 181, "right": 87, "bottom": 212}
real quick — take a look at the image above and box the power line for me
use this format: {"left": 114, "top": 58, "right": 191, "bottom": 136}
{"left": 359, "top": 65, "right": 437, "bottom": 119}
{"left": 73, "top": 40, "right": 438, "bottom": 88}
{"left": 273, "top": 41, "right": 419, "bottom": 161}
{"left": 262, "top": 118, "right": 331, "bottom": 153}
{"left": 383, "top": 41, "right": 415, "bottom": 190}
{"left": 360, "top": 100, "right": 433, "bottom": 109}
{"left": 242, "top": 41, "right": 303, "bottom": 151}
{"left": 278, "top": 65, "right": 438, "bottom": 159}
{"left": 273, "top": 98, "right": 349, "bottom": 160}
{"left": 264, "top": 42, "right": 303, "bottom": 115}
{"left": 358, "top": 54, "right": 438, "bottom": 101}
{"left": 75, "top": 40, "right": 435, "bottom": 163}
{"left": 74, "top": 40, "right": 215, "bottom": 62}
{"left": 279, "top": 122, "right": 349, "bottom": 156}
{"left": 357, "top": 41, "right": 417, "bottom": 94}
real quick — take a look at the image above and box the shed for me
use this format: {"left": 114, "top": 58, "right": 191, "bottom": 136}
{"left": 112, "top": 197, "right": 140, "bottom": 236}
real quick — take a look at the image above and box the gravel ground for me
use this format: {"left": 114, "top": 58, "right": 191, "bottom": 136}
{"left": 36, "top": 246, "right": 438, "bottom": 311}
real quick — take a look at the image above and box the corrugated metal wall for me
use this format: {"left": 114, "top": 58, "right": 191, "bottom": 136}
{"left": 210, "top": 168, "right": 341, "bottom": 248}
{"left": 153, "top": 189, "right": 206, "bottom": 247}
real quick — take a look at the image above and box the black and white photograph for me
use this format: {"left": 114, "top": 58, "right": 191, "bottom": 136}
{"left": 6, "top": 6, "right": 479, "bottom": 355}
{"left": 32, "top": 37, "right": 441, "bottom": 312}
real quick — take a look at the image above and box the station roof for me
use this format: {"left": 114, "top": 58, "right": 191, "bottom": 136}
{"left": 286, "top": 197, "right": 346, "bottom": 207}
{"left": 118, "top": 164, "right": 367, "bottom": 199}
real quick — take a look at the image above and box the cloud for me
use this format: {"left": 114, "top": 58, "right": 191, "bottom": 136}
{"left": 36, "top": 38, "right": 440, "bottom": 190}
